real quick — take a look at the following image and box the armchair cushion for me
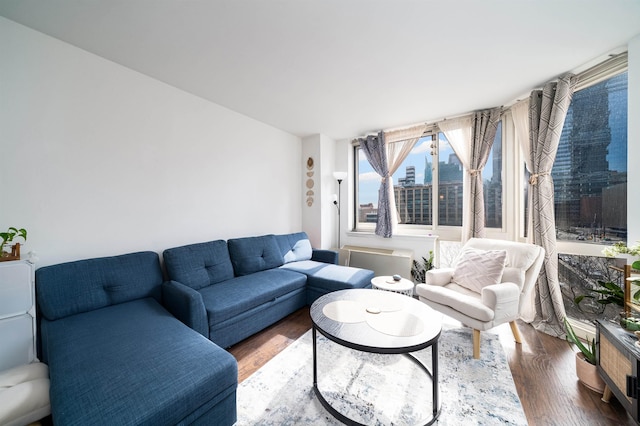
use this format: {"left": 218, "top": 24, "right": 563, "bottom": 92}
{"left": 451, "top": 248, "right": 507, "bottom": 293}
{"left": 418, "top": 283, "right": 494, "bottom": 322}
{"left": 425, "top": 268, "right": 454, "bottom": 286}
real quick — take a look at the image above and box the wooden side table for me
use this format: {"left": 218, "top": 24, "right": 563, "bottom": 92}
{"left": 371, "top": 275, "right": 414, "bottom": 297}
{"left": 597, "top": 319, "right": 640, "bottom": 422}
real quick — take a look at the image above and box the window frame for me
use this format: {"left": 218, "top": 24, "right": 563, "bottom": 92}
{"left": 352, "top": 121, "right": 507, "bottom": 240}
{"left": 522, "top": 54, "right": 629, "bottom": 257}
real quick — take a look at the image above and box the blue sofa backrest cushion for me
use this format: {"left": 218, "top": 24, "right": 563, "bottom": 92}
{"left": 163, "top": 240, "right": 235, "bottom": 290}
{"left": 274, "top": 232, "right": 313, "bottom": 263}
{"left": 35, "top": 251, "right": 163, "bottom": 321}
{"left": 227, "top": 234, "right": 283, "bottom": 276}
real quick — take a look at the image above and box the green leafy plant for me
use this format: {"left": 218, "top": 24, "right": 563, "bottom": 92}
{"left": 574, "top": 280, "right": 636, "bottom": 310}
{"left": 0, "top": 227, "right": 27, "bottom": 255}
{"left": 411, "top": 250, "right": 434, "bottom": 283}
{"left": 564, "top": 317, "right": 596, "bottom": 365}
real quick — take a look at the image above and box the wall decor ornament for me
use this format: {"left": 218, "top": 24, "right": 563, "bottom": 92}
{"left": 306, "top": 157, "right": 314, "bottom": 206}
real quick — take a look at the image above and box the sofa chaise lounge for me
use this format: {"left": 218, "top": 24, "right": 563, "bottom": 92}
{"left": 35, "top": 251, "right": 238, "bottom": 425}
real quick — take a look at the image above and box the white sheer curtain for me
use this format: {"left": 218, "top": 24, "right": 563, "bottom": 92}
{"left": 511, "top": 98, "right": 535, "bottom": 321}
{"left": 438, "top": 116, "right": 473, "bottom": 241}
{"left": 383, "top": 124, "right": 427, "bottom": 233}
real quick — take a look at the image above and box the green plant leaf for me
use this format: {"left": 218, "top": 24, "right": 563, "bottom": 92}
{"left": 599, "top": 281, "right": 622, "bottom": 292}
{"left": 574, "top": 295, "right": 586, "bottom": 304}
{"left": 564, "top": 317, "right": 596, "bottom": 364}
{"left": 633, "top": 260, "right": 640, "bottom": 271}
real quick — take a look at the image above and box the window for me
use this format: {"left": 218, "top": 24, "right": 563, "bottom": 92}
{"left": 549, "top": 57, "right": 629, "bottom": 330}
{"left": 436, "top": 132, "right": 463, "bottom": 226}
{"left": 356, "top": 134, "right": 438, "bottom": 227}
{"left": 484, "top": 121, "right": 503, "bottom": 229}
{"left": 355, "top": 126, "right": 502, "bottom": 232}
{"left": 553, "top": 71, "right": 628, "bottom": 244}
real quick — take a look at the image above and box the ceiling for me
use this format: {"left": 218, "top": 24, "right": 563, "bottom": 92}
{"left": 1, "top": 1, "right": 639, "bottom": 140}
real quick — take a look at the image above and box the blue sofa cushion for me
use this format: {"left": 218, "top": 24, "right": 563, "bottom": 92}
{"left": 283, "top": 239, "right": 312, "bottom": 263}
{"left": 41, "top": 298, "right": 238, "bottom": 425}
{"left": 274, "top": 232, "right": 309, "bottom": 260}
{"left": 280, "top": 260, "right": 374, "bottom": 292}
{"left": 36, "top": 251, "right": 162, "bottom": 321}
{"left": 227, "top": 235, "right": 283, "bottom": 276}
{"left": 164, "top": 240, "right": 235, "bottom": 290}
{"left": 199, "top": 268, "right": 306, "bottom": 325}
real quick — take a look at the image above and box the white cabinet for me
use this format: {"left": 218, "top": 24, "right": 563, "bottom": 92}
{"left": 0, "top": 260, "right": 37, "bottom": 371}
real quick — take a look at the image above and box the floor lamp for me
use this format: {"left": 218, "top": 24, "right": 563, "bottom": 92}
{"left": 333, "top": 171, "right": 347, "bottom": 249}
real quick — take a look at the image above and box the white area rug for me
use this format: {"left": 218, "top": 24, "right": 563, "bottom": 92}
{"left": 236, "top": 326, "right": 527, "bottom": 425}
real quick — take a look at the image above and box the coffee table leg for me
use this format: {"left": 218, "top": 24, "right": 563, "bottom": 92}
{"left": 432, "top": 341, "right": 439, "bottom": 418}
{"left": 312, "top": 326, "right": 317, "bottom": 387}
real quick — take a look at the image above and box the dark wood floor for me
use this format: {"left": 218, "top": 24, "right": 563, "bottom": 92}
{"left": 228, "top": 306, "right": 635, "bottom": 426}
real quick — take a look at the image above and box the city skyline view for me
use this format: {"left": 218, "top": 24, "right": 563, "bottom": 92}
{"left": 357, "top": 133, "right": 497, "bottom": 208}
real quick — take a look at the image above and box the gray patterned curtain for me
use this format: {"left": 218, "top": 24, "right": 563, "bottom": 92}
{"left": 469, "top": 108, "right": 502, "bottom": 239}
{"left": 528, "top": 74, "right": 576, "bottom": 337}
{"left": 359, "top": 132, "right": 392, "bottom": 238}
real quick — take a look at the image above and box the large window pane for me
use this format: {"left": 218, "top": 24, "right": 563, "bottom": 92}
{"left": 438, "top": 132, "right": 463, "bottom": 226}
{"left": 553, "top": 72, "right": 628, "bottom": 244}
{"left": 357, "top": 149, "right": 381, "bottom": 223}
{"left": 356, "top": 135, "right": 438, "bottom": 227}
{"left": 484, "top": 121, "right": 502, "bottom": 228}
{"left": 394, "top": 136, "right": 434, "bottom": 225}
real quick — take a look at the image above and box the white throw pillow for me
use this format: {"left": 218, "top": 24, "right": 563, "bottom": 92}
{"left": 451, "top": 248, "right": 507, "bottom": 293}
{"left": 283, "top": 239, "right": 313, "bottom": 263}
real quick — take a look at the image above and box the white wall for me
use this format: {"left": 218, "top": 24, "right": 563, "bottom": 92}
{"left": 301, "top": 134, "right": 339, "bottom": 249}
{"left": 0, "top": 18, "right": 302, "bottom": 267}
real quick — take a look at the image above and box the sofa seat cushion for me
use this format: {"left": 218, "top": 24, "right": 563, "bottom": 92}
{"left": 41, "top": 298, "right": 237, "bottom": 426}
{"left": 200, "top": 269, "right": 307, "bottom": 326}
{"left": 281, "top": 260, "right": 374, "bottom": 292}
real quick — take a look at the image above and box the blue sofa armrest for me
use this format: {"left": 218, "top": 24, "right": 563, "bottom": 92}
{"left": 162, "top": 280, "right": 208, "bottom": 338}
{"left": 312, "top": 249, "right": 339, "bottom": 265}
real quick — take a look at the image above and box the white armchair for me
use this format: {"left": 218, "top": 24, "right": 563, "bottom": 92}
{"left": 415, "top": 238, "right": 545, "bottom": 359}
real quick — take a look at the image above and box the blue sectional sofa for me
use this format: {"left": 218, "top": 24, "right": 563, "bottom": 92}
{"left": 35, "top": 251, "right": 238, "bottom": 426}
{"left": 33, "top": 232, "right": 373, "bottom": 425}
{"left": 163, "top": 232, "right": 374, "bottom": 348}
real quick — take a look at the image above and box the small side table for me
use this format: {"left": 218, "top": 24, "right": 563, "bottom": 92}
{"left": 371, "top": 275, "right": 414, "bottom": 297}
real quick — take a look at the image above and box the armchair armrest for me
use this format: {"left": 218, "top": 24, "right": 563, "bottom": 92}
{"left": 481, "top": 282, "right": 520, "bottom": 322}
{"left": 425, "top": 268, "right": 455, "bottom": 286}
{"left": 312, "top": 249, "right": 339, "bottom": 265}
{"left": 161, "top": 280, "right": 208, "bottom": 338}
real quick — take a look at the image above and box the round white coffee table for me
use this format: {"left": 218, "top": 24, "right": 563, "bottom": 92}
{"left": 310, "top": 289, "right": 442, "bottom": 425}
{"left": 371, "top": 275, "right": 414, "bottom": 297}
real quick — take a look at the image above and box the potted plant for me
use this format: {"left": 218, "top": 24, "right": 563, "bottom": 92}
{"left": 411, "top": 250, "right": 434, "bottom": 283}
{"left": 602, "top": 241, "right": 640, "bottom": 271}
{"left": 0, "top": 227, "right": 27, "bottom": 261}
{"left": 564, "top": 317, "right": 605, "bottom": 394}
